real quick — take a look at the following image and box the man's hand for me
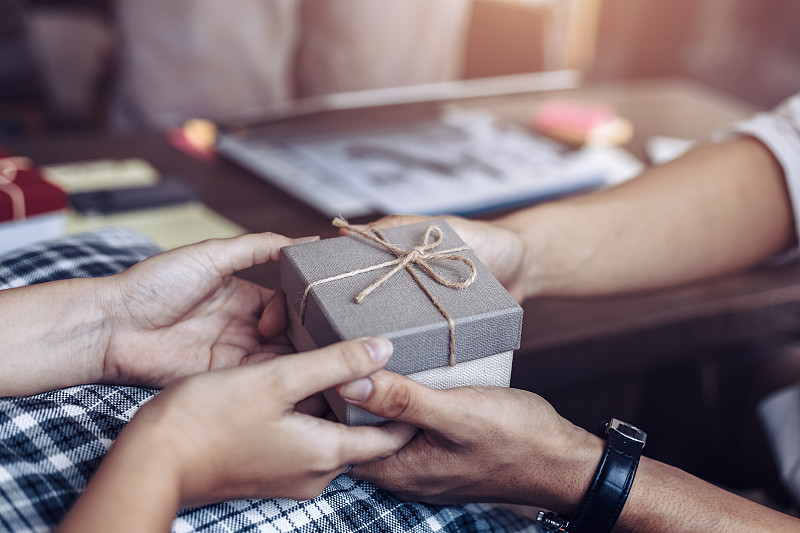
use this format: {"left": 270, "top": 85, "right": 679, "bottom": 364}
{"left": 363, "top": 215, "right": 530, "bottom": 301}
{"left": 99, "top": 232, "right": 299, "bottom": 387}
{"left": 339, "top": 370, "right": 603, "bottom": 515}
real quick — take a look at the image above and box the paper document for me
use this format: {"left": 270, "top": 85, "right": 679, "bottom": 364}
{"left": 218, "top": 107, "right": 642, "bottom": 217}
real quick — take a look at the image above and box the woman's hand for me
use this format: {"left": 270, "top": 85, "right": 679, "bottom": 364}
{"left": 339, "top": 369, "right": 603, "bottom": 515}
{"left": 365, "top": 215, "right": 530, "bottom": 301}
{"left": 57, "top": 337, "right": 417, "bottom": 532}
{"left": 0, "top": 232, "right": 306, "bottom": 396}
{"left": 99, "top": 232, "right": 300, "bottom": 387}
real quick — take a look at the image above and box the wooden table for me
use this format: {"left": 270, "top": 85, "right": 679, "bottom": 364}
{"left": 12, "top": 77, "right": 790, "bottom": 405}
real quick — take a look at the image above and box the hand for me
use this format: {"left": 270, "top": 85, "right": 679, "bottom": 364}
{"left": 99, "top": 232, "right": 299, "bottom": 387}
{"left": 143, "top": 337, "right": 416, "bottom": 504}
{"left": 365, "top": 215, "right": 529, "bottom": 301}
{"left": 339, "top": 370, "right": 604, "bottom": 514}
{"left": 57, "top": 338, "right": 418, "bottom": 531}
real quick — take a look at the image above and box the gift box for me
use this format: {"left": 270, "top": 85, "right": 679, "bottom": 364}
{"left": 0, "top": 154, "right": 68, "bottom": 256}
{"left": 281, "top": 219, "right": 523, "bottom": 425}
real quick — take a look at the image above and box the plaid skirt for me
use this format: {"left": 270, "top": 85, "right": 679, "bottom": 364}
{"left": 0, "top": 228, "right": 539, "bottom": 532}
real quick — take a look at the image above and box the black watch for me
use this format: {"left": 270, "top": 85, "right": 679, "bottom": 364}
{"left": 536, "top": 418, "right": 647, "bottom": 533}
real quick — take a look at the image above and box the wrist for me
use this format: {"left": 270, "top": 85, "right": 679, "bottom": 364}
{"left": 552, "top": 428, "right": 607, "bottom": 515}
{"left": 53, "top": 277, "right": 113, "bottom": 384}
{"left": 1, "top": 277, "right": 114, "bottom": 395}
{"left": 496, "top": 204, "right": 565, "bottom": 300}
{"left": 127, "top": 387, "right": 219, "bottom": 508}
{"left": 489, "top": 217, "right": 539, "bottom": 302}
{"left": 520, "top": 421, "right": 605, "bottom": 514}
{"left": 72, "top": 275, "right": 120, "bottom": 385}
{"left": 91, "top": 274, "right": 128, "bottom": 383}
{"left": 119, "top": 396, "right": 187, "bottom": 502}
{"left": 58, "top": 405, "right": 183, "bottom": 532}
{"left": 537, "top": 420, "right": 648, "bottom": 533}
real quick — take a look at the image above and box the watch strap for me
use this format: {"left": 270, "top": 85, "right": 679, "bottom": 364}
{"left": 569, "top": 424, "right": 643, "bottom": 533}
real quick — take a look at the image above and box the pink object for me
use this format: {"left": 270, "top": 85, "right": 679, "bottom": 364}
{"left": 167, "top": 128, "right": 216, "bottom": 162}
{"left": 533, "top": 99, "right": 616, "bottom": 130}
{"left": 531, "top": 99, "right": 623, "bottom": 145}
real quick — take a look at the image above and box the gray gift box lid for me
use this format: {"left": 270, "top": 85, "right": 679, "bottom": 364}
{"left": 280, "top": 219, "right": 523, "bottom": 375}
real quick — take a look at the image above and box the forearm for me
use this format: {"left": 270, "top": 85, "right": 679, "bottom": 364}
{"left": 56, "top": 414, "right": 181, "bottom": 533}
{"left": 616, "top": 457, "right": 800, "bottom": 532}
{"left": 499, "top": 138, "right": 794, "bottom": 298}
{"left": 0, "top": 277, "right": 112, "bottom": 395}
{"left": 523, "top": 431, "right": 800, "bottom": 533}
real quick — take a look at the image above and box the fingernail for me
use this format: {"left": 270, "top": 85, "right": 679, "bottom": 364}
{"left": 340, "top": 378, "right": 373, "bottom": 402}
{"left": 293, "top": 235, "right": 320, "bottom": 244}
{"left": 363, "top": 337, "right": 392, "bottom": 363}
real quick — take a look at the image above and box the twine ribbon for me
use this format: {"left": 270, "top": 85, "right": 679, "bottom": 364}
{"left": 0, "top": 157, "right": 33, "bottom": 221}
{"left": 299, "top": 217, "right": 478, "bottom": 366}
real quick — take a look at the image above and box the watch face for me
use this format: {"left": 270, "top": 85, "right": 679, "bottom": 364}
{"left": 606, "top": 418, "right": 647, "bottom": 445}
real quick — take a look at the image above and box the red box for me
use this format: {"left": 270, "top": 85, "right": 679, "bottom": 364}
{"left": 0, "top": 155, "right": 67, "bottom": 222}
{"left": 0, "top": 152, "right": 68, "bottom": 255}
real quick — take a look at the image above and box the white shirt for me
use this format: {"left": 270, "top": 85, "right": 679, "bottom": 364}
{"left": 731, "top": 94, "right": 800, "bottom": 506}
{"left": 723, "top": 93, "right": 800, "bottom": 255}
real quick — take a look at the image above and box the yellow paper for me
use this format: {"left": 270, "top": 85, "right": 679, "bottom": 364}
{"left": 43, "top": 158, "right": 159, "bottom": 193}
{"left": 66, "top": 202, "right": 244, "bottom": 250}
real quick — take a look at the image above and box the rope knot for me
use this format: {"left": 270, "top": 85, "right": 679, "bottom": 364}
{"left": 299, "top": 218, "right": 478, "bottom": 365}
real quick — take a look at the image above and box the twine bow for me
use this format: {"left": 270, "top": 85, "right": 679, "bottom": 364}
{"left": 0, "top": 157, "right": 32, "bottom": 221}
{"left": 299, "top": 217, "right": 478, "bottom": 365}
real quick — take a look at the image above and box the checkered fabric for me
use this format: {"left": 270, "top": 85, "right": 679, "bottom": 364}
{"left": 0, "top": 228, "right": 540, "bottom": 532}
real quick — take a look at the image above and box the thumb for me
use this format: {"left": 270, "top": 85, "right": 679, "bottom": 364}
{"left": 367, "top": 214, "right": 433, "bottom": 231}
{"left": 337, "top": 370, "right": 448, "bottom": 433}
{"left": 183, "top": 232, "right": 297, "bottom": 276}
{"left": 337, "top": 214, "right": 435, "bottom": 237}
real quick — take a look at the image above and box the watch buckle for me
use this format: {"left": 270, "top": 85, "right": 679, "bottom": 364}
{"left": 535, "top": 510, "right": 570, "bottom": 531}
{"left": 605, "top": 418, "right": 647, "bottom": 446}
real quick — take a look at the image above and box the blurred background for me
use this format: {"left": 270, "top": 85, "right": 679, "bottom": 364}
{"left": 2, "top": 0, "right": 799, "bottom": 139}
{"left": 3, "top": 0, "right": 800, "bottom": 517}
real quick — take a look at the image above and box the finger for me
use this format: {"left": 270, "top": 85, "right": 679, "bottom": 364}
{"left": 335, "top": 421, "right": 418, "bottom": 466}
{"left": 293, "top": 235, "right": 320, "bottom": 244}
{"left": 367, "top": 214, "right": 433, "bottom": 231}
{"left": 337, "top": 215, "right": 434, "bottom": 237}
{"left": 240, "top": 352, "right": 280, "bottom": 366}
{"left": 192, "top": 232, "right": 297, "bottom": 277}
{"left": 338, "top": 370, "right": 452, "bottom": 434}
{"left": 349, "top": 449, "right": 405, "bottom": 484}
{"left": 271, "top": 337, "right": 393, "bottom": 403}
{"left": 258, "top": 289, "right": 287, "bottom": 339}
{"left": 337, "top": 224, "right": 367, "bottom": 237}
